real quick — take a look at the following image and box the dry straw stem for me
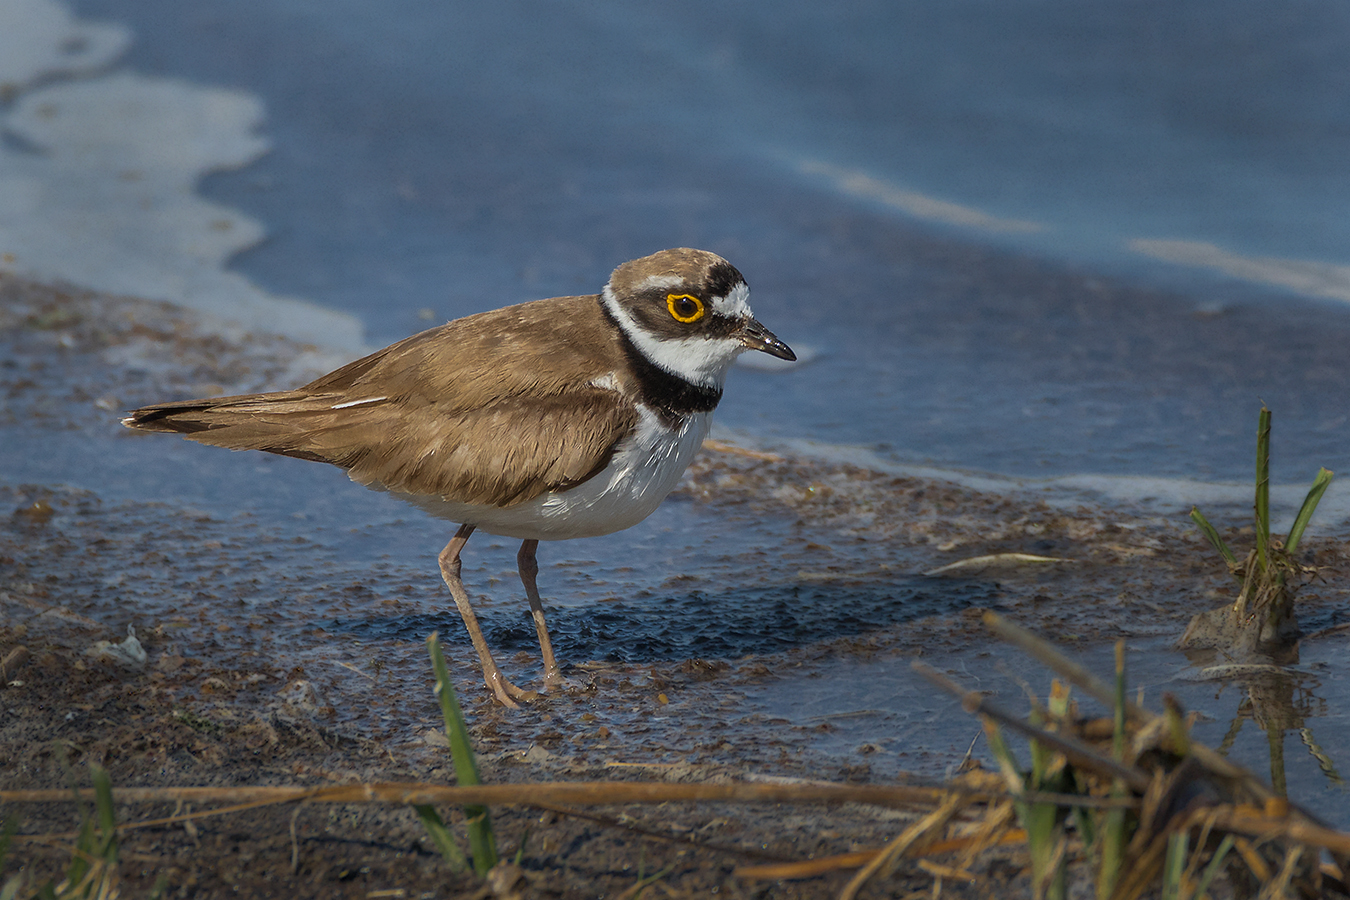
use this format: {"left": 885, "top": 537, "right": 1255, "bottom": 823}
{"left": 4, "top": 781, "right": 974, "bottom": 846}
{"left": 734, "top": 830, "right": 1027, "bottom": 881}
{"left": 1, "top": 781, "right": 949, "bottom": 811}
{"left": 0, "top": 777, "right": 1136, "bottom": 835}
{"left": 838, "top": 791, "right": 968, "bottom": 900}
{"left": 742, "top": 768, "right": 1036, "bottom": 894}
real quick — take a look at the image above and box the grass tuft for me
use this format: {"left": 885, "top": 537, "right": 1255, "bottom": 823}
{"left": 1183, "top": 406, "right": 1333, "bottom": 653}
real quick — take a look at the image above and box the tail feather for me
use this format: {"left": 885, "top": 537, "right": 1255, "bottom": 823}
{"left": 121, "top": 392, "right": 371, "bottom": 465}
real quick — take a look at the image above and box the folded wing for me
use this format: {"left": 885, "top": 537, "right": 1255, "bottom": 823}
{"left": 124, "top": 386, "right": 637, "bottom": 508}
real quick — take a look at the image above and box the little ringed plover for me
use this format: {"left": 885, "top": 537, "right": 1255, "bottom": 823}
{"left": 123, "top": 248, "right": 796, "bottom": 706}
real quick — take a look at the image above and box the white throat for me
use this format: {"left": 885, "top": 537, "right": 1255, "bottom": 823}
{"left": 602, "top": 285, "right": 747, "bottom": 389}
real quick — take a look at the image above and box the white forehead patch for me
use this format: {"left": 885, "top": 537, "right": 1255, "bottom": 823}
{"left": 711, "top": 281, "right": 752, "bottom": 318}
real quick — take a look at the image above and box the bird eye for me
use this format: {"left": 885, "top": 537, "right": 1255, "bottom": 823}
{"left": 666, "top": 293, "right": 705, "bottom": 323}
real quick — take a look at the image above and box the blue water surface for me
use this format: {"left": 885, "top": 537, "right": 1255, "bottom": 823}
{"left": 64, "top": 0, "right": 1350, "bottom": 480}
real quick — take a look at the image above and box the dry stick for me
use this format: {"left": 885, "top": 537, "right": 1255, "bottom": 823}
{"left": 912, "top": 662, "right": 1153, "bottom": 794}
{"left": 737, "top": 851, "right": 886, "bottom": 882}
{"left": 955, "top": 796, "right": 1021, "bottom": 873}
{"left": 0, "top": 779, "right": 1137, "bottom": 812}
{"left": 1204, "top": 807, "right": 1350, "bottom": 856}
{"left": 2, "top": 781, "right": 944, "bottom": 809}
{"left": 530, "top": 803, "right": 797, "bottom": 864}
{"left": 8, "top": 782, "right": 947, "bottom": 844}
{"left": 7, "top": 795, "right": 328, "bottom": 843}
{"left": 7, "top": 780, "right": 1134, "bottom": 849}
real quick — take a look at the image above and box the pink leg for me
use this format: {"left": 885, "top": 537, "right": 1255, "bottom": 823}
{"left": 517, "top": 539, "right": 563, "bottom": 688}
{"left": 437, "top": 524, "right": 538, "bottom": 707}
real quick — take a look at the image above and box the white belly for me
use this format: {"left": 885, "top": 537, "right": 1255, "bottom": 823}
{"left": 390, "top": 409, "right": 711, "bottom": 541}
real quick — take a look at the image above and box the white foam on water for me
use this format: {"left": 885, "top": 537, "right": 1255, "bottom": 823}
{"left": 1131, "top": 238, "right": 1350, "bottom": 307}
{"left": 798, "top": 156, "right": 1350, "bottom": 313}
{"left": 0, "top": 0, "right": 366, "bottom": 354}
{"left": 800, "top": 160, "right": 1045, "bottom": 235}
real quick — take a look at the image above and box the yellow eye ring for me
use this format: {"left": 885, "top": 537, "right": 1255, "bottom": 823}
{"left": 666, "top": 293, "right": 705, "bottom": 323}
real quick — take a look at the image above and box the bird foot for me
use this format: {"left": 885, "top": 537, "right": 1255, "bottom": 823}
{"left": 485, "top": 671, "right": 541, "bottom": 708}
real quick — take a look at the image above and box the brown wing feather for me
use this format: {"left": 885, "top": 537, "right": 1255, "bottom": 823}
{"left": 338, "top": 390, "right": 636, "bottom": 506}
{"left": 123, "top": 294, "right": 640, "bottom": 506}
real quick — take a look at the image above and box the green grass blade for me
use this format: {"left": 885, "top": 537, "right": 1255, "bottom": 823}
{"left": 1096, "top": 806, "right": 1126, "bottom": 900}
{"left": 985, "top": 713, "right": 1066, "bottom": 900}
{"left": 1071, "top": 774, "right": 1096, "bottom": 850}
{"left": 426, "top": 632, "right": 498, "bottom": 875}
{"left": 413, "top": 804, "right": 468, "bottom": 871}
{"left": 1192, "top": 834, "right": 1234, "bottom": 898}
{"left": 1026, "top": 803, "right": 1065, "bottom": 900}
{"left": 91, "top": 765, "right": 118, "bottom": 860}
{"left": 1028, "top": 708, "right": 1051, "bottom": 788}
{"left": 1285, "top": 467, "right": 1333, "bottom": 554}
{"left": 427, "top": 633, "right": 483, "bottom": 787}
{"left": 513, "top": 827, "right": 531, "bottom": 866}
{"left": 64, "top": 794, "right": 96, "bottom": 890}
{"left": 51, "top": 765, "right": 121, "bottom": 899}
{"left": 1096, "top": 641, "right": 1128, "bottom": 900}
{"left": 1255, "top": 406, "right": 1271, "bottom": 574}
{"left": 981, "top": 719, "right": 1024, "bottom": 795}
{"left": 1160, "top": 831, "right": 1188, "bottom": 900}
{"left": 1189, "top": 507, "right": 1237, "bottom": 568}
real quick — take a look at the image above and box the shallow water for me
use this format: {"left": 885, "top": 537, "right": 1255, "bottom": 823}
{"left": 750, "top": 638, "right": 1350, "bottom": 825}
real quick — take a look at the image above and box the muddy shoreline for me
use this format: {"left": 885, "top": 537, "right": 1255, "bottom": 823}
{"left": 3, "top": 276, "right": 1349, "bottom": 897}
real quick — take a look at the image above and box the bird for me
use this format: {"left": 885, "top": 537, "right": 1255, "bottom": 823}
{"left": 122, "top": 248, "right": 796, "bottom": 706}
